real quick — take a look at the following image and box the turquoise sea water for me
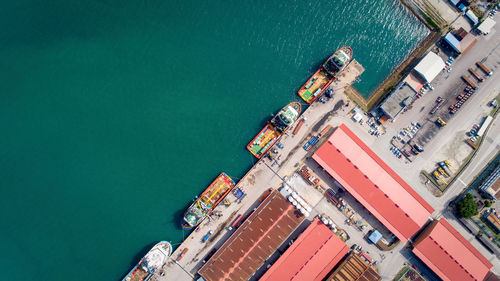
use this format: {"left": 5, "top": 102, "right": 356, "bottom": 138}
{"left": 0, "top": 1, "right": 428, "bottom": 280}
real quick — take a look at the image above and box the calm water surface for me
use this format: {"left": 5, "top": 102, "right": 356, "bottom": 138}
{"left": 0, "top": 0, "right": 428, "bottom": 280}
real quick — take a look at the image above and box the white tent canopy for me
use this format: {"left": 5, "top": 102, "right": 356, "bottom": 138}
{"left": 352, "top": 112, "right": 363, "bottom": 122}
{"left": 477, "top": 17, "right": 496, "bottom": 35}
{"left": 413, "top": 52, "right": 445, "bottom": 83}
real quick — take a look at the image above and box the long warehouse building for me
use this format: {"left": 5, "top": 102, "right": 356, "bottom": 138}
{"left": 198, "top": 189, "right": 305, "bottom": 281}
{"left": 312, "top": 124, "right": 434, "bottom": 242}
{"left": 259, "top": 218, "right": 350, "bottom": 281}
{"left": 412, "top": 219, "right": 496, "bottom": 281}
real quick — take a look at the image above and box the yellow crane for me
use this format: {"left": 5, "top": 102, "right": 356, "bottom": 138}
{"left": 433, "top": 170, "right": 448, "bottom": 184}
{"left": 438, "top": 167, "right": 449, "bottom": 178}
{"left": 444, "top": 160, "right": 455, "bottom": 170}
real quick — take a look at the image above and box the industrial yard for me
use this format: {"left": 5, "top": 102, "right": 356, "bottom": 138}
{"left": 147, "top": 8, "right": 500, "bottom": 281}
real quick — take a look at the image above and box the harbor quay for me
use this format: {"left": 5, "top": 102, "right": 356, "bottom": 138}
{"left": 155, "top": 61, "right": 365, "bottom": 281}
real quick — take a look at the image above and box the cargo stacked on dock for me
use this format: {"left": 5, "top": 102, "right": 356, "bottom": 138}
{"left": 298, "top": 47, "right": 353, "bottom": 104}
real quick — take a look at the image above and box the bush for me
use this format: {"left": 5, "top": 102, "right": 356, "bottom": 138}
{"left": 457, "top": 193, "right": 478, "bottom": 218}
{"left": 485, "top": 200, "right": 492, "bottom": 208}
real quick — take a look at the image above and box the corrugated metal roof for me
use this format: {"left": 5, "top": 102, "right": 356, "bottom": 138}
{"left": 466, "top": 10, "right": 479, "bottom": 25}
{"left": 325, "top": 252, "right": 380, "bottom": 281}
{"left": 198, "top": 189, "right": 305, "bottom": 281}
{"left": 444, "top": 33, "right": 461, "bottom": 53}
{"left": 459, "top": 33, "right": 477, "bottom": 54}
{"left": 259, "top": 218, "right": 349, "bottom": 281}
{"left": 412, "top": 219, "right": 492, "bottom": 281}
{"left": 312, "top": 124, "right": 434, "bottom": 242}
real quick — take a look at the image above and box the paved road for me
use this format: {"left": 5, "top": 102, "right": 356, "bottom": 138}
{"left": 368, "top": 12, "right": 500, "bottom": 208}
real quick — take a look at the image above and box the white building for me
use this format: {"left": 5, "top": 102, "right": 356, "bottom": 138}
{"left": 477, "top": 17, "right": 496, "bottom": 35}
{"left": 413, "top": 52, "right": 445, "bottom": 83}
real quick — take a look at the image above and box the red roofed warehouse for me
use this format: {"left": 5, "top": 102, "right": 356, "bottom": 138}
{"left": 312, "top": 124, "right": 434, "bottom": 242}
{"left": 412, "top": 219, "right": 494, "bottom": 281}
{"left": 259, "top": 218, "right": 349, "bottom": 281}
{"left": 198, "top": 189, "right": 305, "bottom": 281}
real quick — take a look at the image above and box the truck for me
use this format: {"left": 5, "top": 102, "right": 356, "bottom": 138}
{"left": 413, "top": 143, "right": 424, "bottom": 153}
{"left": 318, "top": 125, "right": 332, "bottom": 138}
{"left": 477, "top": 116, "right": 493, "bottom": 137}
{"left": 176, "top": 248, "right": 189, "bottom": 262}
{"left": 476, "top": 61, "right": 492, "bottom": 76}
{"left": 466, "top": 138, "right": 478, "bottom": 149}
{"left": 436, "top": 116, "right": 447, "bottom": 127}
{"left": 203, "top": 230, "right": 214, "bottom": 242}
{"left": 468, "top": 68, "right": 484, "bottom": 82}
{"left": 461, "top": 75, "right": 477, "bottom": 89}
{"left": 303, "top": 136, "right": 319, "bottom": 151}
{"left": 429, "top": 97, "right": 446, "bottom": 115}
{"left": 227, "top": 214, "right": 243, "bottom": 231}
{"left": 325, "top": 189, "right": 340, "bottom": 207}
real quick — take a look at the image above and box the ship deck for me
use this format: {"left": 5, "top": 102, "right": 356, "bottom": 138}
{"left": 202, "top": 176, "right": 233, "bottom": 205}
{"left": 125, "top": 267, "right": 149, "bottom": 281}
{"left": 298, "top": 69, "right": 332, "bottom": 103}
{"left": 247, "top": 125, "right": 279, "bottom": 157}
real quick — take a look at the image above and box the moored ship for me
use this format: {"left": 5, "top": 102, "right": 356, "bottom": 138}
{"left": 122, "top": 241, "right": 172, "bottom": 281}
{"left": 298, "top": 46, "right": 353, "bottom": 104}
{"left": 247, "top": 102, "right": 301, "bottom": 159}
{"left": 182, "top": 173, "right": 236, "bottom": 229}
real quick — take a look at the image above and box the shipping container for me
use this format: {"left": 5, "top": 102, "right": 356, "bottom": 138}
{"left": 476, "top": 61, "right": 492, "bottom": 76}
{"left": 461, "top": 75, "right": 477, "bottom": 89}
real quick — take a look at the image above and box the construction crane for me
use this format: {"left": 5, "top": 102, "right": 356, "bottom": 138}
{"left": 438, "top": 167, "right": 449, "bottom": 178}
{"left": 444, "top": 160, "right": 455, "bottom": 170}
{"left": 433, "top": 170, "right": 448, "bottom": 184}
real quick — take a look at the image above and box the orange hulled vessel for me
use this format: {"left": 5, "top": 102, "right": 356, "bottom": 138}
{"left": 182, "top": 173, "right": 235, "bottom": 229}
{"left": 247, "top": 102, "right": 301, "bottom": 159}
{"left": 298, "top": 46, "right": 353, "bottom": 104}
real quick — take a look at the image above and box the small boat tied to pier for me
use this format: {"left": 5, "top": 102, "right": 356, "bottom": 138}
{"left": 122, "top": 241, "right": 172, "bottom": 281}
{"left": 182, "top": 173, "right": 236, "bottom": 229}
{"left": 298, "top": 46, "right": 353, "bottom": 104}
{"left": 247, "top": 102, "right": 301, "bottom": 159}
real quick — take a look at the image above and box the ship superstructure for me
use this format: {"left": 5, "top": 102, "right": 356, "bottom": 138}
{"left": 182, "top": 173, "right": 235, "bottom": 229}
{"left": 298, "top": 47, "right": 353, "bottom": 104}
{"left": 247, "top": 102, "right": 301, "bottom": 159}
{"left": 122, "top": 241, "right": 172, "bottom": 281}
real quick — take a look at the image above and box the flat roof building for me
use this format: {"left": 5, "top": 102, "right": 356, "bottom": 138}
{"left": 368, "top": 230, "right": 383, "bottom": 244}
{"left": 485, "top": 212, "right": 500, "bottom": 233}
{"left": 198, "top": 189, "right": 305, "bottom": 281}
{"left": 443, "top": 31, "right": 477, "bottom": 55}
{"left": 479, "top": 164, "right": 500, "bottom": 200}
{"left": 466, "top": 10, "right": 479, "bottom": 25}
{"left": 259, "top": 218, "right": 349, "bottom": 281}
{"left": 325, "top": 252, "right": 381, "bottom": 281}
{"left": 478, "top": 17, "right": 496, "bottom": 35}
{"left": 379, "top": 82, "right": 415, "bottom": 119}
{"left": 312, "top": 124, "right": 434, "bottom": 242}
{"left": 412, "top": 219, "right": 493, "bottom": 281}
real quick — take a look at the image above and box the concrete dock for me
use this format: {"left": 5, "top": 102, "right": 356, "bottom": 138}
{"left": 154, "top": 61, "right": 365, "bottom": 281}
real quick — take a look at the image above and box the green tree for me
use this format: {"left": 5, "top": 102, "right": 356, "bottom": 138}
{"left": 457, "top": 193, "right": 478, "bottom": 218}
{"left": 485, "top": 200, "right": 492, "bottom": 208}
